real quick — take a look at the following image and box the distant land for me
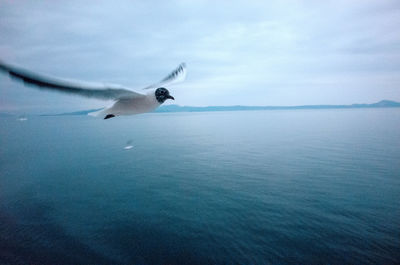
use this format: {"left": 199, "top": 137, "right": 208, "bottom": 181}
{"left": 51, "top": 100, "right": 400, "bottom": 116}
{"left": 41, "top": 108, "right": 103, "bottom": 116}
{"left": 0, "top": 100, "right": 399, "bottom": 117}
{"left": 155, "top": 100, "right": 400, "bottom": 113}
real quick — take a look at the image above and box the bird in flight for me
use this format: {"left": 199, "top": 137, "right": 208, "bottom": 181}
{"left": 0, "top": 61, "right": 186, "bottom": 119}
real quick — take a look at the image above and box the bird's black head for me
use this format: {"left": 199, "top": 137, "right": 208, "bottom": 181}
{"left": 155, "top": 87, "right": 174, "bottom": 103}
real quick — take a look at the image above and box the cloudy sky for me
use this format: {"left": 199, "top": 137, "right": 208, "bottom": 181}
{"left": 0, "top": 0, "right": 399, "bottom": 113}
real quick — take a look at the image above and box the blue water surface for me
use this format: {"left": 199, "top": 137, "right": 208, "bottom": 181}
{"left": 1, "top": 109, "right": 399, "bottom": 264}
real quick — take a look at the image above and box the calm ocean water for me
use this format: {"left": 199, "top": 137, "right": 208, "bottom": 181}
{"left": 1, "top": 109, "right": 399, "bottom": 264}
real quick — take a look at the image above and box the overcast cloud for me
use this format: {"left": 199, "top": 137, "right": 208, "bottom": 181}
{"left": 1, "top": 0, "right": 399, "bottom": 113}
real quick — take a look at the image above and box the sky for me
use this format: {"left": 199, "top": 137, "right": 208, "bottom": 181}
{"left": 0, "top": 0, "right": 400, "bottom": 113}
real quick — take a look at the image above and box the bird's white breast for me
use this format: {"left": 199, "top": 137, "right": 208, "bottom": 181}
{"left": 105, "top": 91, "right": 161, "bottom": 116}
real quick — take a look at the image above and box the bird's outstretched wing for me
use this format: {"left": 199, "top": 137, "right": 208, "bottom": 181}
{"left": 142, "top": 63, "right": 187, "bottom": 90}
{"left": 0, "top": 61, "right": 143, "bottom": 100}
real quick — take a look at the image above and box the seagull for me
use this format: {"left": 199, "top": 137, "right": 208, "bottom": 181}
{"left": 124, "top": 140, "right": 134, "bottom": 150}
{"left": 0, "top": 60, "right": 186, "bottom": 119}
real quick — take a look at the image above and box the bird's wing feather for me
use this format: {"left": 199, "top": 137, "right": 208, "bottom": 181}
{"left": 0, "top": 61, "right": 144, "bottom": 100}
{"left": 142, "top": 63, "right": 186, "bottom": 90}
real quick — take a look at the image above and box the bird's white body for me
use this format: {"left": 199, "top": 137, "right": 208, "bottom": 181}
{"left": 92, "top": 90, "right": 161, "bottom": 117}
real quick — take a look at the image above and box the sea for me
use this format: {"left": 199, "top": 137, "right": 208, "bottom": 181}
{"left": 0, "top": 108, "right": 399, "bottom": 264}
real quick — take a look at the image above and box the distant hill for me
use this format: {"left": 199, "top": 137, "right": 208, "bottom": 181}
{"left": 2, "top": 100, "right": 399, "bottom": 117}
{"left": 40, "top": 108, "right": 103, "bottom": 116}
{"left": 350, "top": 100, "right": 400, "bottom": 108}
{"left": 156, "top": 100, "right": 400, "bottom": 113}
